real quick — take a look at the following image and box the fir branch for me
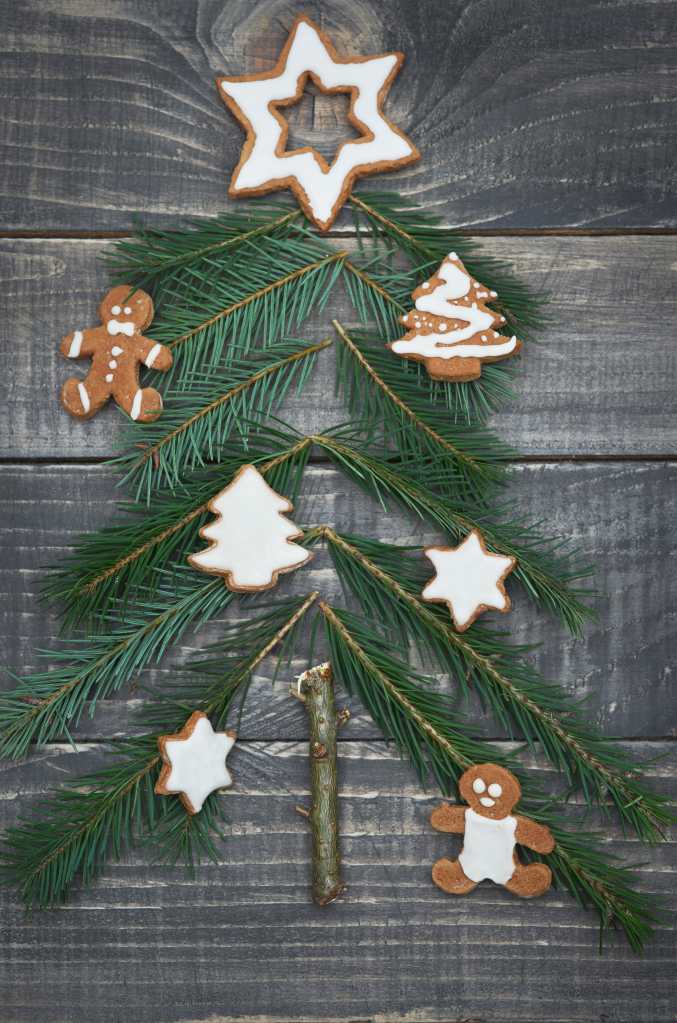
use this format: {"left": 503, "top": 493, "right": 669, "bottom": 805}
{"left": 147, "top": 239, "right": 345, "bottom": 386}
{"left": 317, "top": 528, "right": 671, "bottom": 841}
{"left": 1, "top": 594, "right": 319, "bottom": 907}
{"left": 349, "top": 192, "right": 544, "bottom": 333}
{"left": 320, "top": 603, "right": 658, "bottom": 950}
{"left": 320, "top": 602, "right": 498, "bottom": 788}
{"left": 44, "top": 429, "right": 313, "bottom": 626}
{"left": 111, "top": 339, "right": 330, "bottom": 503}
{"left": 333, "top": 320, "right": 512, "bottom": 500}
{"left": 0, "top": 571, "right": 232, "bottom": 759}
{"left": 314, "top": 431, "right": 593, "bottom": 633}
{"left": 104, "top": 205, "right": 302, "bottom": 296}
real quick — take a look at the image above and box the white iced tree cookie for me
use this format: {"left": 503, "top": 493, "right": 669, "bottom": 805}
{"left": 155, "top": 712, "right": 236, "bottom": 815}
{"left": 390, "top": 252, "right": 521, "bottom": 382}
{"left": 421, "top": 528, "right": 516, "bottom": 631}
{"left": 217, "top": 15, "right": 419, "bottom": 231}
{"left": 187, "top": 464, "right": 312, "bottom": 591}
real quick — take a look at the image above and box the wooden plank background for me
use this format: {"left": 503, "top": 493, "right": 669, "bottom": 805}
{"left": 0, "top": 2, "right": 675, "bottom": 1022}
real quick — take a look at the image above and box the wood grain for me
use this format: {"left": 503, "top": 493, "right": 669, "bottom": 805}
{"left": 2, "top": 461, "right": 674, "bottom": 742}
{"left": 0, "top": 740, "right": 674, "bottom": 1023}
{"left": 1, "top": 0, "right": 676, "bottom": 231}
{"left": 2, "top": 235, "right": 677, "bottom": 459}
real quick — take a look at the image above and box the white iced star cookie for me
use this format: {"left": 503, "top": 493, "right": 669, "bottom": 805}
{"left": 217, "top": 16, "right": 419, "bottom": 231}
{"left": 155, "top": 712, "right": 236, "bottom": 814}
{"left": 422, "top": 529, "right": 517, "bottom": 632}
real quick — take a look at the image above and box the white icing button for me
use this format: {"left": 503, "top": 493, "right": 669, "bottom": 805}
{"left": 472, "top": 777, "right": 486, "bottom": 794}
{"left": 111, "top": 346, "right": 124, "bottom": 356}
{"left": 421, "top": 282, "right": 430, "bottom": 289}
{"left": 109, "top": 360, "right": 117, "bottom": 368}
{"left": 488, "top": 783, "right": 502, "bottom": 798}
{"left": 111, "top": 305, "right": 121, "bottom": 315}
{"left": 123, "top": 306, "right": 132, "bottom": 314}
{"left": 105, "top": 374, "right": 114, "bottom": 383}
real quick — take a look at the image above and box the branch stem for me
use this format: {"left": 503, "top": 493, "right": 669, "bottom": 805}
{"left": 293, "top": 662, "right": 345, "bottom": 906}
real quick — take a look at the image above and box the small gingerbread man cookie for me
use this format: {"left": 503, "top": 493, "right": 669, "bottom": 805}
{"left": 430, "top": 764, "right": 555, "bottom": 898}
{"left": 60, "top": 285, "right": 172, "bottom": 422}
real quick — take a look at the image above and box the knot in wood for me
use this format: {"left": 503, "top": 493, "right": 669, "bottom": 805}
{"left": 311, "top": 741, "right": 328, "bottom": 760}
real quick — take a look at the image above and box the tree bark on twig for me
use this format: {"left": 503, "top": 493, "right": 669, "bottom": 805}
{"left": 291, "top": 662, "right": 347, "bottom": 906}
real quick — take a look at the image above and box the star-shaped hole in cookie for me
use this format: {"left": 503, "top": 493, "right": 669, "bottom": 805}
{"left": 277, "top": 77, "right": 363, "bottom": 166}
{"left": 217, "top": 16, "right": 419, "bottom": 231}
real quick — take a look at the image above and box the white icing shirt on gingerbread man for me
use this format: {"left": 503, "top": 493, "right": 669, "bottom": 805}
{"left": 458, "top": 808, "right": 517, "bottom": 885}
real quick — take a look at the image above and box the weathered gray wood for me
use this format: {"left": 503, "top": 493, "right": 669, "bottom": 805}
{"left": 0, "top": 740, "right": 674, "bottom": 1023}
{"left": 2, "top": 235, "right": 677, "bottom": 459}
{"left": 1, "top": 0, "right": 676, "bottom": 230}
{"left": 2, "top": 461, "right": 674, "bottom": 741}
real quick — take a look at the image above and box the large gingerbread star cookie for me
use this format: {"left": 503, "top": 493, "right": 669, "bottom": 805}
{"left": 217, "top": 16, "right": 419, "bottom": 231}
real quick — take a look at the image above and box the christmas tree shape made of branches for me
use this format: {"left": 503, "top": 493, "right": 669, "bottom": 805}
{"left": 0, "top": 193, "right": 669, "bottom": 953}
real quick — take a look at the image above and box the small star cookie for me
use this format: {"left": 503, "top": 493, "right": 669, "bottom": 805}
{"left": 217, "top": 16, "right": 419, "bottom": 231}
{"left": 155, "top": 712, "right": 236, "bottom": 814}
{"left": 422, "top": 529, "right": 517, "bottom": 631}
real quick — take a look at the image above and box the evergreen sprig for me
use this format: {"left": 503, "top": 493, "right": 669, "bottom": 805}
{"left": 333, "top": 320, "right": 513, "bottom": 500}
{"left": 314, "top": 430, "right": 593, "bottom": 634}
{"left": 104, "top": 204, "right": 302, "bottom": 298}
{"left": 0, "top": 571, "right": 232, "bottom": 759}
{"left": 349, "top": 192, "right": 544, "bottom": 334}
{"left": 0, "top": 595, "right": 317, "bottom": 906}
{"left": 111, "top": 339, "right": 329, "bottom": 503}
{"left": 2, "top": 192, "right": 663, "bottom": 950}
{"left": 314, "top": 527, "right": 670, "bottom": 841}
{"left": 320, "top": 603, "right": 658, "bottom": 951}
{"left": 147, "top": 234, "right": 344, "bottom": 387}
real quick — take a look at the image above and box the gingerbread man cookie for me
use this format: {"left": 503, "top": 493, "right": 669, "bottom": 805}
{"left": 60, "top": 285, "right": 172, "bottom": 422}
{"left": 430, "top": 764, "right": 554, "bottom": 898}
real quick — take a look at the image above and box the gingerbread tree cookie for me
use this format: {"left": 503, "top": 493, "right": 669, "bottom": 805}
{"left": 389, "top": 252, "right": 521, "bottom": 382}
{"left": 188, "top": 464, "right": 312, "bottom": 591}
{"left": 430, "top": 764, "right": 555, "bottom": 898}
{"left": 59, "top": 285, "right": 172, "bottom": 422}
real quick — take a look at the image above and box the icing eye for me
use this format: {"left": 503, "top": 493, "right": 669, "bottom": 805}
{"left": 488, "top": 783, "right": 502, "bottom": 798}
{"left": 111, "top": 305, "right": 121, "bottom": 315}
{"left": 123, "top": 306, "right": 132, "bottom": 315}
{"left": 472, "top": 778, "right": 486, "bottom": 794}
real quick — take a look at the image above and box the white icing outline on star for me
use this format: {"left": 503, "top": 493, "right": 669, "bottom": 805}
{"left": 217, "top": 16, "right": 419, "bottom": 230}
{"left": 421, "top": 529, "right": 517, "bottom": 632}
{"left": 155, "top": 711, "right": 236, "bottom": 815}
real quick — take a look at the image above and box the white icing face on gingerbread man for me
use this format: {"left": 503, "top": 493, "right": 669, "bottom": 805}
{"left": 459, "top": 763, "right": 521, "bottom": 821}
{"left": 100, "top": 287, "right": 153, "bottom": 337}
